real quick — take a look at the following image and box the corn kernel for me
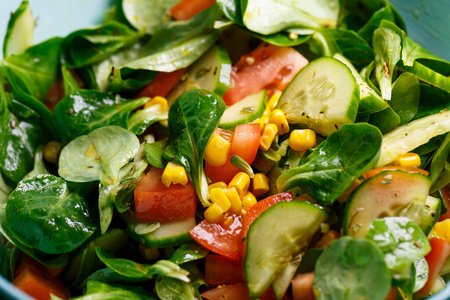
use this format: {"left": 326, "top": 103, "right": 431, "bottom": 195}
{"left": 210, "top": 188, "right": 231, "bottom": 211}
{"left": 259, "top": 123, "right": 278, "bottom": 151}
{"left": 267, "top": 91, "right": 282, "bottom": 111}
{"left": 144, "top": 96, "right": 168, "bottom": 110}
{"left": 253, "top": 114, "right": 270, "bottom": 133}
{"left": 269, "top": 109, "right": 289, "bottom": 135}
{"left": 433, "top": 219, "right": 450, "bottom": 243}
{"left": 392, "top": 153, "right": 421, "bottom": 168}
{"left": 222, "top": 187, "right": 242, "bottom": 214}
{"left": 252, "top": 173, "right": 269, "bottom": 197}
{"left": 229, "top": 172, "right": 251, "bottom": 198}
{"left": 208, "top": 181, "right": 227, "bottom": 192}
{"left": 289, "top": 129, "right": 316, "bottom": 152}
{"left": 242, "top": 192, "right": 257, "bottom": 211}
{"left": 204, "top": 133, "right": 231, "bottom": 166}
{"left": 161, "top": 162, "right": 188, "bottom": 187}
{"left": 262, "top": 107, "right": 272, "bottom": 117}
{"left": 204, "top": 203, "right": 225, "bottom": 223}
{"left": 222, "top": 214, "right": 234, "bottom": 227}
{"left": 314, "top": 230, "right": 340, "bottom": 249}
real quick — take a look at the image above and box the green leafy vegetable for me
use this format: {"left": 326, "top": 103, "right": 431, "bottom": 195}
{"left": 276, "top": 123, "right": 382, "bottom": 205}
{"left": 313, "top": 236, "right": 391, "bottom": 300}
{"left": 169, "top": 242, "right": 209, "bottom": 265}
{"left": 144, "top": 140, "right": 167, "bottom": 169}
{"left": 128, "top": 102, "right": 168, "bottom": 135}
{"left": 388, "top": 72, "right": 420, "bottom": 125}
{"left": 163, "top": 89, "right": 226, "bottom": 206}
{"left": 58, "top": 125, "right": 140, "bottom": 186}
{"left": 72, "top": 280, "right": 157, "bottom": 300}
{"left": 155, "top": 276, "right": 198, "bottom": 300}
{"left": 5, "top": 174, "right": 96, "bottom": 254}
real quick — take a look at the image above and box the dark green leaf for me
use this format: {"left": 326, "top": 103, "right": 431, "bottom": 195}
{"left": 389, "top": 72, "right": 420, "bottom": 125}
{"left": 276, "top": 123, "right": 382, "bottom": 205}
{"left": 217, "top": 0, "right": 243, "bottom": 25}
{"left": 313, "top": 236, "right": 391, "bottom": 300}
{"left": 128, "top": 102, "right": 168, "bottom": 135}
{"left": 163, "top": 89, "right": 226, "bottom": 206}
{"left": 368, "top": 106, "right": 401, "bottom": 133}
{"left": 414, "top": 84, "right": 450, "bottom": 121}
{"left": 429, "top": 133, "right": 450, "bottom": 193}
{"left": 169, "top": 242, "right": 209, "bottom": 265}
{"left": 357, "top": 4, "right": 398, "bottom": 43}
{"left": 61, "top": 65, "right": 82, "bottom": 95}
{"left": 398, "top": 60, "right": 450, "bottom": 93}
{"left": 145, "top": 140, "right": 167, "bottom": 169}
{"left": 109, "top": 68, "right": 157, "bottom": 95}
{"left": 5, "top": 175, "right": 96, "bottom": 254}
{"left": 72, "top": 280, "right": 157, "bottom": 300}
{"left": 155, "top": 276, "right": 198, "bottom": 300}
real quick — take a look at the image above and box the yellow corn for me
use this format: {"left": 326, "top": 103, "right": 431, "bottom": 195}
{"left": 223, "top": 213, "right": 234, "bottom": 227}
{"left": 259, "top": 123, "right": 278, "bottom": 151}
{"left": 161, "top": 162, "right": 188, "bottom": 188}
{"left": 222, "top": 187, "right": 242, "bottom": 214}
{"left": 392, "top": 152, "right": 421, "bottom": 168}
{"left": 262, "top": 107, "right": 272, "bottom": 117}
{"left": 208, "top": 181, "right": 227, "bottom": 192}
{"left": 269, "top": 109, "right": 289, "bottom": 135}
{"left": 253, "top": 114, "right": 270, "bottom": 133}
{"left": 204, "top": 133, "right": 231, "bottom": 166}
{"left": 144, "top": 96, "right": 168, "bottom": 110}
{"left": 433, "top": 219, "right": 450, "bottom": 243}
{"left": 229, "top": 172, "right": 251, "bottom": 198}
{"left": 314, "top": 230, "right": 340, "bottom": 249}
{"left": 242, "top": 191, "right": 257, "bottom": 211}
{"left": 204, "top": 203, "right": 225, "bottom": 223}
{"left": 210, "top": 188, "right": 231, "bottom": 211}
{"left": 267, "top": 91, "right": 282, "bottom": 111}
{"left": 289, "top": 129, "right": 316, "bottom": 152}
{"left": 252, "top": 173, "right": 269, "bottom": 197}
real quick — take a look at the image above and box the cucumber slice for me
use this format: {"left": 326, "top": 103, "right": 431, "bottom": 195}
{"left": 245, "top": 201, "right": 327, "bottom": 297}
{"left": 167, "top": 45, "right": 231, "bottom": 103}
{"left": 333, "top": 53, "right": 388, "bottom": 115}
{"left": 344, "top": 170, "right": 431, "bottom": 238}
{"left": 121, "top": 211, "right": 195, "bottom": 247}
{"left": 276, "top": 57, "right": 359, "bottom": 136}
{"left": 3, "top": 1, "right": 34, "bottom": 57}
{"left": 377, "top": 110, "right": 450, "bottom": 167}
{"left": 219, "top": 90, "right": 267, "bottom": 130}
{"left": 420, "top": 195, "right": 441, "bottom": 235}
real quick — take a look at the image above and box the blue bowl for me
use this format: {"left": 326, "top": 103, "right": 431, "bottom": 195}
{"left": 0, "top": 1, "right": 449, "bottom": 299}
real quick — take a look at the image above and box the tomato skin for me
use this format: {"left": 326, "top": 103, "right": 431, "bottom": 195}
{"left": 134, "top": 167, "right": 197, "bottom": 223}
{"left": 190, "top": 214, "right": 243, "bottom": 261}
{"left": 240, "top": 192, "right": 293, "bottom": 258}
{"left": 137, "top": 69, "right": 185, "bottom": 99}
{"left": 438, "top": 185, "right": 450, "bottom": 221}
{"left": 417, "top": 238, "right": 450, "bottom": 297}
{"left": 205, "top": 254, "right": 245, "bottom": 285}
{"left": 222, "top": 43, "right": 308, "bottom": 106}
{"left": 12, "top": 268, "right": 69, "bottom": 300}
{"left": 201, "top": 283, "right": 290, "bottom": 300}
{"left": 205, "top": 124, "right": 260, "bottom": 184}
{"left": 170, "top": 0, "right": 216, "bottom": 21}
{"left": 292, "top": 272, "right": 315, "bottom": 300}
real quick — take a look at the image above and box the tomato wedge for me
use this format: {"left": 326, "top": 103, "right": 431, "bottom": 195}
{"left": 205, "top": 254, "right": 245, "bottom": 285}
{"left": 170, "top": 0, "right": 216, "bottom": 21}
{"left": 417, "top": 238, "right": 450, "bottom": 297}
{"left": 190, "top": 214, "right": 243, "bottom": 261}
{"left": 291, "top": 272, "right": 315, "bottom": 300}
{"left": 439, "top": 185, "right": 450, "bottom": 222}
{"left": 222, "top": 43, "right": 308, "bottom": 106}
{"left": 205, "top": 123, "right": 260, "bottom": 184}
{"left": 137, "top": 69, "right": 185, "bottom": 99}
{"left": 12, "top": 268, "right": 69, "bottom": 300}
{"left": 134, "top": 167, "right": 197, "bottom": 223}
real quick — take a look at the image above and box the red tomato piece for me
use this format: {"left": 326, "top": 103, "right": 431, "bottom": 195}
{"left": 170, "top": 0, "right": 216, "bottom": 21}
{"left": 134, "top": 167, "right": 197, "bottom": 223}
{"left": 240, "top": 192, "right": 293, "bottom": 258}
{"left": 137, "top": 69, "right": 186, "bottom": 99}
{"left": 222, "top": 43, "right": 308, "bottom": 106}
{"left": 292, "top": 272, "right": 315, "bottom": 300}
{"left": 416, "top": 238, "right": 450, "bottom": 297}
{"left": 205, "top": 254, "right": 245, "bottom": 285}
{"left": 439, "top": 185, "right": 450, "bottom": 222}
{"left": 12, "top": 268, "right": 69, "bottom": 300}
{"left": 201, "top": 283, "right": 290, "bottom": 300}
{"left": 190, "top": 214, "right": 243, "bottom": 261}
{"left": 205, "top": 123, "right": 260, "bottom": 184}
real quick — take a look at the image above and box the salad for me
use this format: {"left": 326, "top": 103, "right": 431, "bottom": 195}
{"left": 1, "top": 0, "right": 450, "bottom": 299}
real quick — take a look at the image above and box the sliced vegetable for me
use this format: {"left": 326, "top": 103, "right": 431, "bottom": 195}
{"left": 12, "top": 268, "right": 69, "bottom": 300}
{"left": 205, "top": 254, "right": 244, "bottom": 285}
{"left": 170, "top": 0, "right": 216, "bottom": 21}
{"left": 3, "top": 0, "right": 34, "bottom": 58}
{"left": 137, "top": 69, "right": 186, "bottom": 99}
{"left": 220, "top": 91, "right": 267, "bottom": 130}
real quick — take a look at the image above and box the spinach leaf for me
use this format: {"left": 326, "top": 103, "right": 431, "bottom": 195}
{"left": 356, "top": 3, "right": 401, "bottom": 44}
{"left": 414, "top": 84, "right": 450, "bottom": 121}
{"left": 78, "top": 267, "right": 148, "bottom": 290}
{"left": 5, "top": 174, "right": 96, "bottom": 254}
{"left": 72, "top": 280, "right": 157, "bottom": 300}
{"left": 0, "top": 174, "right": 13, "bottom": 204}
{"left": 53, "top": 90, "right": 149, "bottom": 142}
{"left": 217, "top": 0, "right": 243, "bottom": 25}
{"left": 61, "top": 64, "right": 82, "bottom": 95}
{"left": 389, "top": 72, "right": 420, "bottom": 125}
{"left": 313, "top": 236, "right": 391, "bottom": 300}
{"left": 241, "top": 0, "right": 339, "bottom": 35}
{"left": 373, "top": 27, "right": 401, "bottom": 100}
{"left": 145, "top": 140, "right": 167, "bottom": 169}
{"left": 61, "top": 22, "right": 143, "bottom": 68}
{"left": 402, "top": 36, "right": 450, "bottom": 73}
{"left": 124, "top": 5, "right": 222, "bottom": 72}
{"left": 398, "top": 60, "right": 450, "bottom": 93}
{"left": 128, "top": 102, "right": 168, "bottom": 135}
{"left": 429, "top": 133, "right": 450, "bottom": 193}
{"left": 368, "top": 106, "right": 401, "bottom": 133}
{"left": 366, "top": 217, "right": 431, "bottom": 280}
{"left": 169, "top": 242, "right": 209, "bottom": 265}
{"left": 276, "top": 123, "right": 382, "bottom": 205}
{"left": 2, "top": 37, "right": 62, "bottom": 102}
{"left": 22, "top": 146, "right": 49, "bottom": 180}
{"left": 121, "top": 0, "right": 179, "bottom": 34}
{"left": 58, "top": 125, "right": 140, "bottom": 186}
{"left": 163, "top": 89, "right": 226, "bottom": 206}
{"left": 95, "top": 247, "right": 190, "bottom": 282}
{"left": 155, "top": 276, "right": 198, "bottom": 300}
{"left": 109, "top": 68, "right": 157, "bottom": 96}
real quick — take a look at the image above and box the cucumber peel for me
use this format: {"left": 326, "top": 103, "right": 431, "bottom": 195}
{"left": 276, "top": 57, "right": 359, "bottom": 136}
{"left": 3, "top": 1, "right": 34, "bottom": 58}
